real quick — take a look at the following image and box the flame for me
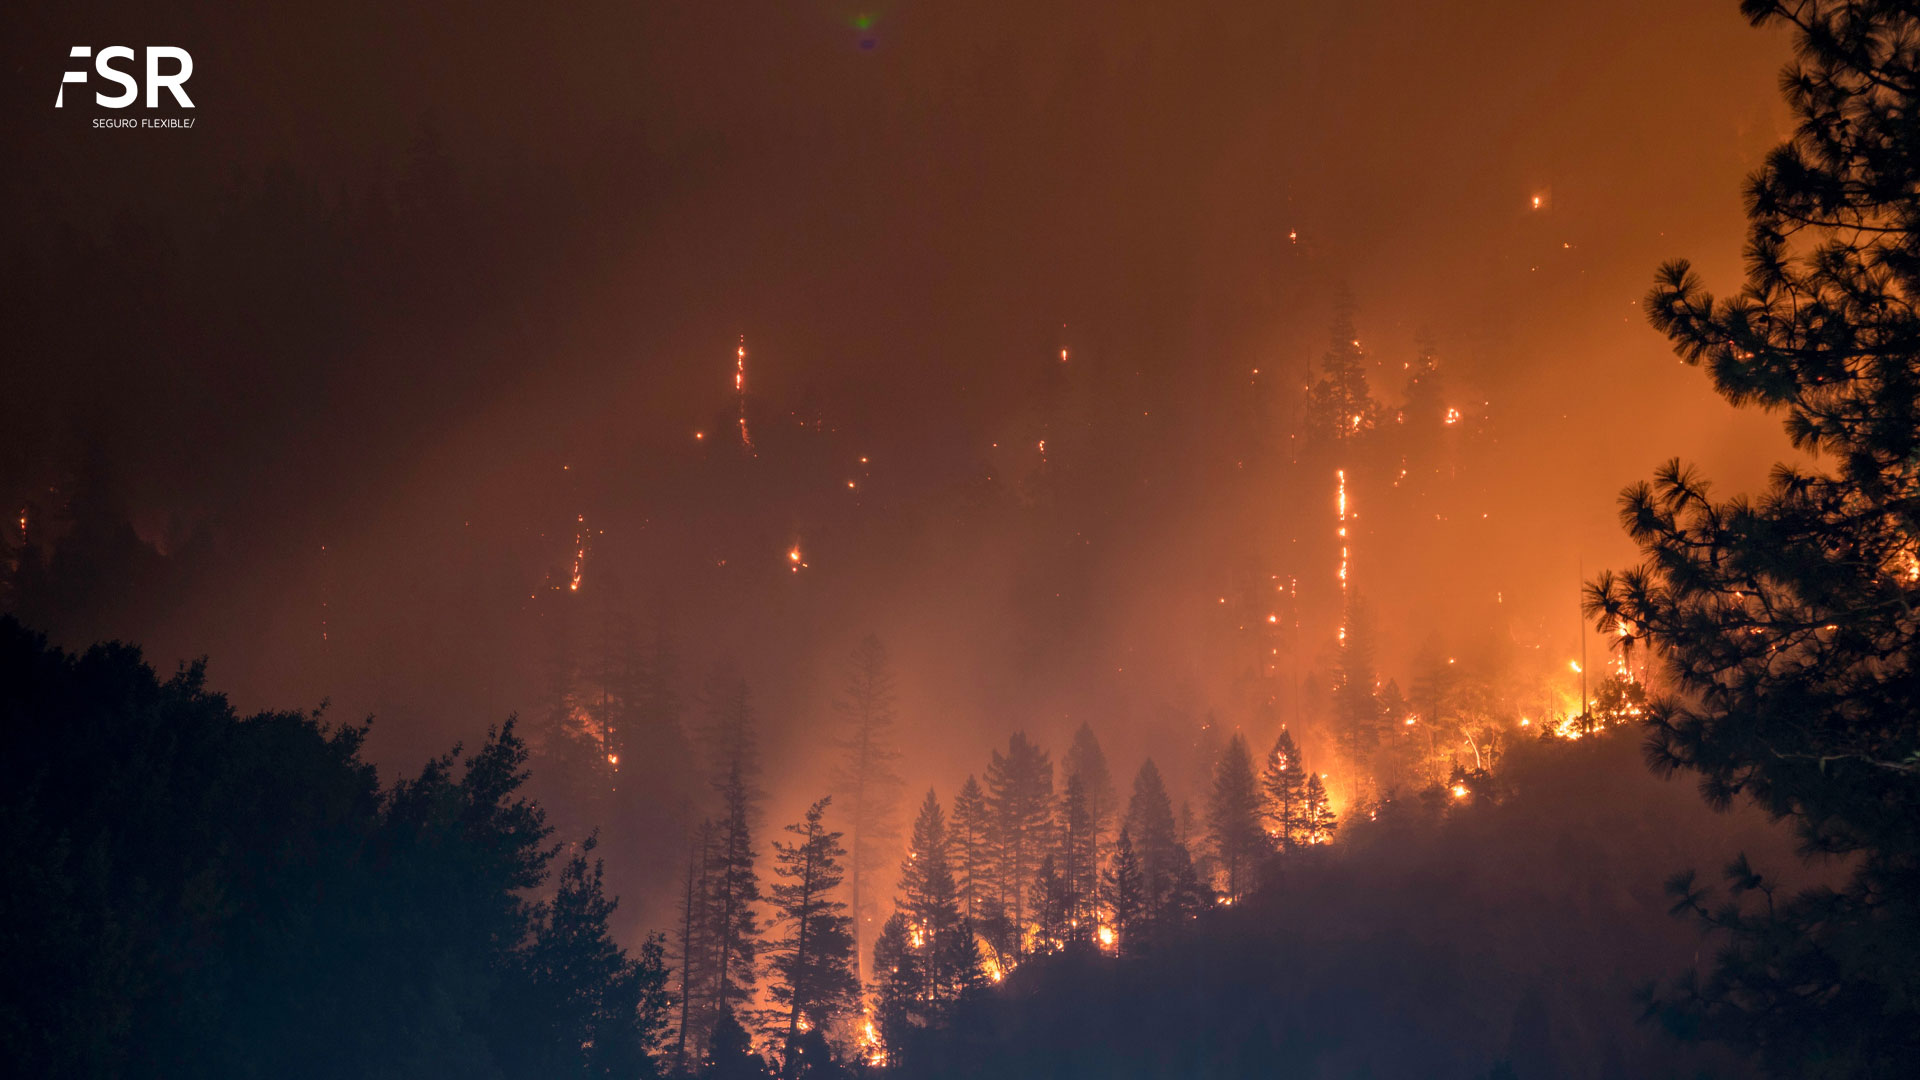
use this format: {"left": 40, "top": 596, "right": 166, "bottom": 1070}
{"left": 1336, "top": 467, "right": 1350, "bottom": 641}
{"left": 857, "top": 1015, "right": 886, "bottom": 1066}
{"left": 735, "top": 337, "right": 753, "bottom": 450}
{"left": 569, "top": 514, "right": 587, "bottom": 592}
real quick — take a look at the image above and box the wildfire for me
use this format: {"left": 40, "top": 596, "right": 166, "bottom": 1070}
{"left": 1336, "top": 467, "right": 1350, "bottom": 641}
{"left": 1443, "top": 407, "right": 1461, "bottom": 425}
{"left": 569, "top": 514, "right": 587, "bottom": 592}
{"left": 1096, "top": 925, "right": 1116, "bottom": 949}
{"left": 857, "top": 1015, "right": 886, "bottom": 1067}
{"left": 735, "top": 336, "right": 753, "bottom": 450}
{"left": 980, "top": 948, "right": 1006, "bottom": 984}
{"left": 787, "top": 544, "right": 807, "bottom": 572}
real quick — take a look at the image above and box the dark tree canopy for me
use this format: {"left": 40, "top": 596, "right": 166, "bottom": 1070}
{"left": 0, "top": 617, "right": 668, "bottom": 1079}
{"left": 1590, "top": 2, "right": 1920, "bottom": 1073}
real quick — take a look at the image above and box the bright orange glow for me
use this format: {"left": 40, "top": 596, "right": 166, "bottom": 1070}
{"left": 568, "top": 515, "right": 587, "bottom": 592}
{"left": 734, "top": 336, "right": 752, "bottom": 450}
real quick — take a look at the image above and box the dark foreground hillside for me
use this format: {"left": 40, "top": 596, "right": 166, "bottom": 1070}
{"left": 898, "top": 737, "right": 1805, "bottom": 1080}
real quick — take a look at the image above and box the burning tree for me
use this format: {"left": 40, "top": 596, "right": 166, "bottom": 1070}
{"left": 896, "top": 790, "right": 984, "bottom": 1012}
{"left": 1588, "top": 1, "right": 1920, "bottom": 1071}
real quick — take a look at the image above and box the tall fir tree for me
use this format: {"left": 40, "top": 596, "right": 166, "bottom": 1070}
{"left": 674, "top": 819, "right": 718, "bottom": 1069}
{"left": 1301, "top": 773, "right": 1337, "bottom": 846}
{"left": 869, "top": 912, "right": 920, "bottom": 1068}
{"left": 984, "top": 733, "right": 1055, "bottom": 955}
{"left": 1307, "top": 292, "right": 1378, "bottom": 443}
{"left": 1332, "top": 592, "right": 1385, "bottom": 798}
{"left": 950, "top": 775, "right": 992, "bottom": 928}
{"left": 1583, "top": 4, "right": 1920, "bottom": 1071}
{"left": 1260, "top": 729, "right": 1309, "bottom": 849}
{"left": 697, "top": 668, "right": 764, "bottom": 1039}
{"left": 768, "top": 798, "right": 859, "bottom": 1072}
{"left": 896, "top": 790, "right": 981, "bottom": 1015}
{"left": 1122, "top": 760, "right": 1208, "bottom": 947}
{"left": 829, "top": 634, "right": 904, "bottom": 983}
{"left": 1058, "top": 773, "right": 1100, "bottom": 946}
{"left": 1207, "top": 733, "right": 1265, "bottom": 903}
{"left": 501, "top": 834, "right": 674, "bottom": 1079}
{"left": 1063, "top": 722, "right": 1117, "bottom": 872}
{"left": 1103, "top": 826, "right": 1146, "bottom": 958}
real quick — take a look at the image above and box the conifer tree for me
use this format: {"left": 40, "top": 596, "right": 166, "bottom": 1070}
{"left": 698, "top": 668, "right": 764, "bottom": 1036}
{"left": 769, "top": 798, "right": 859, "bottom": 1073}
{"left": 951, "top": 775, "right": 992, "bottom": 927}
{"left": 1103, "top": 827, "right": 1145, "bottom": 957}
{"left": 1332, "top": 593, "right": 1385, "bottom": 795}
{"left": 705, "top": 1005, "right": 763, "bottom": 1080}
{"left": 1206, "top": 733, "right": 1265, "bottom": 903}
{"left": 1058, "top": 773, "right": 1099, "bottom": 945}
{"left": 869, "top": 913, "right": 920, "bottom": 1066}
{"left": 1301, "top": 773, "right": 1337, "bottom": 846}
{"left": 1584, "top": 4, "right": 1920, "bottom": 1070}
{"left": 1307, "top": 293, "right": 1377, "bottom": 442}
{"left": 829, "top": 635, "right": 904, "bottom": 979}
{"left": 674, "top": 819, "right": 718, "bottom": 1069}
{"left": 1034, "top": 854, "right": 1072, "bottom": 952}
{"left": 896, "top": 789, "right": 978, "bottom": 1011}
{"left": 984, "top": 733, "right": 1055, "bottom": 953}
{"left": 1401, "top": 335, "right": 1446, "bottom": 430}
{"left": 1063, "top": 722, "right": 1117, "bottom": 869}
{"left": 1260, "top": 729, "right": 1309, "bottom": 849}
{"left": 1122, "top": 760, "right": 1208, "bottom": 946}
{"left": 507, "top": 834, "right": 674, "bottom": 1078}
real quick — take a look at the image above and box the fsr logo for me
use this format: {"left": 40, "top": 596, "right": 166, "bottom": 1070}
{"left": 56, "top": 46, "right": 194, "bottom": 108}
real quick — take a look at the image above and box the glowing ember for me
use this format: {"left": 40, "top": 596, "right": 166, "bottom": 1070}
{"left": 734, "top": 336, "right": 753, "bottom": 450}
{"left": 569, "top": 514, "right": 587, "bottom": 592}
